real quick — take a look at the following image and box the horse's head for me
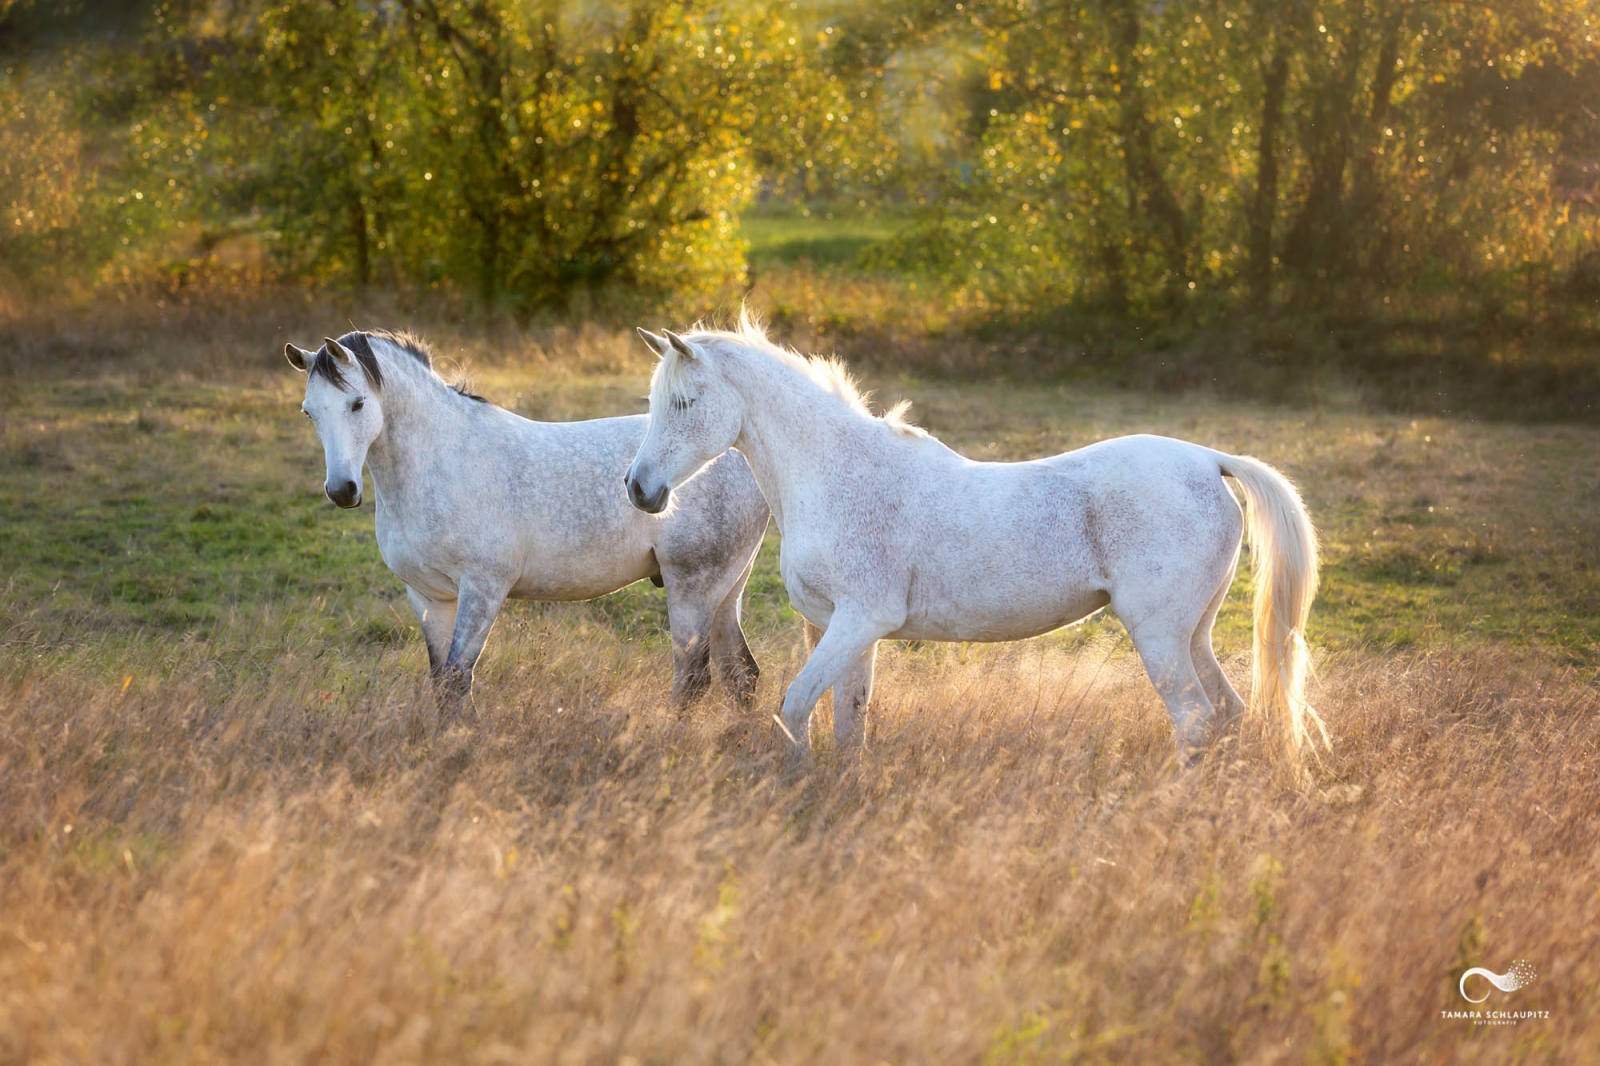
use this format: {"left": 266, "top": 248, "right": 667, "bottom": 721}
{"left": 625, "top": 328, "right": 743, "bottom": 514}
{"left": 286, "top": 335, "right": 384, "bottom": 509}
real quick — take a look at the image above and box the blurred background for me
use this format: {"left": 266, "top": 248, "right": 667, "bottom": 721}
{"left": 3, "top": 0, "right": 1599, "bottom": 416}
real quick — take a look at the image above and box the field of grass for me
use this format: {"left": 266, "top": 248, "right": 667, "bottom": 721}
{"left": 740, "top": 206, "right": 907, "bottom": 272}
{"left": 2, "top": 296, "right": 1599, "bottom": 1061}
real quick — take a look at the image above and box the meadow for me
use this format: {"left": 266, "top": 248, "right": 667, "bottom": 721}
{"left": 2, "top": 291, "right": 1599, "bottom": 1062}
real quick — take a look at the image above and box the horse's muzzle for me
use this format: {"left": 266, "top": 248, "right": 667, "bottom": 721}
{"left": 625, "top": 474, "right": 670, "bottom": 514}
{"left": 326, "top": 479, "right": 362, "bottom": 509}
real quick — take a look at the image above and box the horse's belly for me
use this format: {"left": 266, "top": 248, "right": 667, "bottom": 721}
{"left": 891, "top": 586, "right": 1111, "bottom": 642}
{"left": 508, "top": 558, "right": 655, "bottom": 602}
{"left": 506, "top": 529, "right": 659, "bottom": 601}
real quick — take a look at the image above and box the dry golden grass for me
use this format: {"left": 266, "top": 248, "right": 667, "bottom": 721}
{"left": 3, "top": 291, "right": 1598, "bottom": 1062}
{"left": 3, "top": 634, "right": 1598, "bottom": 1063}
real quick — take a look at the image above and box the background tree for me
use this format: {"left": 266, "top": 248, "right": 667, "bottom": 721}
{"left": 7, "top": 0, "right": 1599, "bottom": 323}
{"left": 133, "top": 0, "right": 866, "bottom": 310}
{"left": 871, "top": 0, "right": 1600, "bottom": 315}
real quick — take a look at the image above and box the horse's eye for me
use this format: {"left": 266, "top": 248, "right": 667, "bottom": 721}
{"left": 351, "top": 398, "right": 364, "bottom": 412}
{"left": 672, "top": 397, "right": 696, "bottom": 412}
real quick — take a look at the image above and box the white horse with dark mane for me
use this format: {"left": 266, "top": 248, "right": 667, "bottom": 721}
{"left": 286, "top": 330, "right": 769, "bottom": 717}
{"left": 624, "top": 316, "right": 1326, "bottom": 770}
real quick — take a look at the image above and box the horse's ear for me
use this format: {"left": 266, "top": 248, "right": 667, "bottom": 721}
{"left": 323, "top": 336, "right": 354, "bottom": 364}
{"left": 285, "top": 342, "right": 313, "bottom": 372}
{"left": 662, "top": 329, "right": 697, "bottom": 360}
{"left": 636, "top": 327, "right": 672, "bottom": 358}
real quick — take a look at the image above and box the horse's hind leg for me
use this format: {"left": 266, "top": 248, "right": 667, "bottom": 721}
{"left": 1116, "top": 573, "right": 1217, "bottom": 761}
{"left": 1126, "top": 621, "right": 1215, "bottom": 762}
{"left": 709, "top": 554, "right": 760, "bottom": 709}
{"left": 1191, "top": 555, "right": 1247, "bottom": 733}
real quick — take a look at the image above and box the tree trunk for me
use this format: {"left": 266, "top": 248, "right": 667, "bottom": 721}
{"left": 348, "top": 189, "right": 370, "bottom": 288}
{"left": 1249, "top": 42, "right": 1290, "bottom": 303}
{"left": 1105, "top": 0, "right": 1190, "bottom": 293}
{"left": 1346, "top": 12, "right": 1403, "bottom": 282}
{"left": 477, "top": 206, "right": 498, "bottom": 304}
{"left": 1283, "top": 23, "right": 1368, "bottom": 280}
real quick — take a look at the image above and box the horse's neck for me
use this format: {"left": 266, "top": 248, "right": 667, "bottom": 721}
{"left": 364, "top": 370, "right": 468, "bottom": 502}
{"left": 727, "top": 350, "right": 879, "bottom": 529}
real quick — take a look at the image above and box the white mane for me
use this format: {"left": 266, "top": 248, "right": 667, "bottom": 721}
{"left": 657, "top": 311, "right": 927, "bottom": 438}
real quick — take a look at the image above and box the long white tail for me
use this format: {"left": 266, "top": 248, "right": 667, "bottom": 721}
{"left": 1217, "top": 453, "right": 1326, "bottom": 769}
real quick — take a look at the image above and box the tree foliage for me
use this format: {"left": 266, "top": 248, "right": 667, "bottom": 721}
{"left": 5, "top": 0, "right": 1600, "bottom": 320}
{"left": 0, "top": 72, "right": 86, "bottom": 282}
{"left": 133, "top": 0, "right": 877, "bottom": 308}
{"left": 870, "top": 0, "right": 1600, "bottom": 313}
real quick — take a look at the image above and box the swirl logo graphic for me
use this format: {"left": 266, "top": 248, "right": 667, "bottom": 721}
{"left": 1459, "top": 960, "right": 1537, "bottom": 1003}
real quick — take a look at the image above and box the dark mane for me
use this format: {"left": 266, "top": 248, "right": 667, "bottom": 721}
{"left": 356, "top": 328, "right": 434, "bottom": 371}
{"left": 308, "top": 332, "right": 384, "bottom": 392}
{"left": 311, "top": 329, "right": 486, "bottom": 403}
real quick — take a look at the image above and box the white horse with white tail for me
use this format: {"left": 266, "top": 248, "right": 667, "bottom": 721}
{"left": 286, "top": 330, "right": 770, "bottom": 718}
{"left": 624, "top": 316, "right": 1326, "bottom": 771}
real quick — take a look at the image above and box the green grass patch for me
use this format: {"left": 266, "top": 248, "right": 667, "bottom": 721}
{"left": 741, "top": 208, "right": 906, "bottom": 271}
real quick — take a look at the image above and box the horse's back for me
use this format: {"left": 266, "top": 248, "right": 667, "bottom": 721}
{"left": 1034, "top": 433, "right": 1216, "bottom": 478}
{"left": 1027, "top": 434, "right": 1240, "bottom": 558}
{"left": 503, "top": 412, "right": 647, "bottom": 477}
{"left": 488, "top": 411, "right": 650, "bottom": 535}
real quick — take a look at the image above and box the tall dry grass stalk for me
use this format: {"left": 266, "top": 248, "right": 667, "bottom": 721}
{"left": 2, "top": 631, "right": 1596, "bottom": 1062}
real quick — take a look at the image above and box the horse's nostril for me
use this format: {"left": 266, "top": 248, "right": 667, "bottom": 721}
{"left": 625, "top": 476, "right": 667, "bottom": 513}
{"left": 326, "top": 479, "right": 361, "bottom": 507}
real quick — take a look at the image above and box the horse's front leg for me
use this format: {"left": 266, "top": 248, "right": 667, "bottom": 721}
{"left": 436, "top": 576, "right": 510, "bottom": 726}
{"left": 831, "top": 643, "right": 878, "bottom": 750}
{"left": 779, "top": 608, "right": 889, "bottom": 761}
